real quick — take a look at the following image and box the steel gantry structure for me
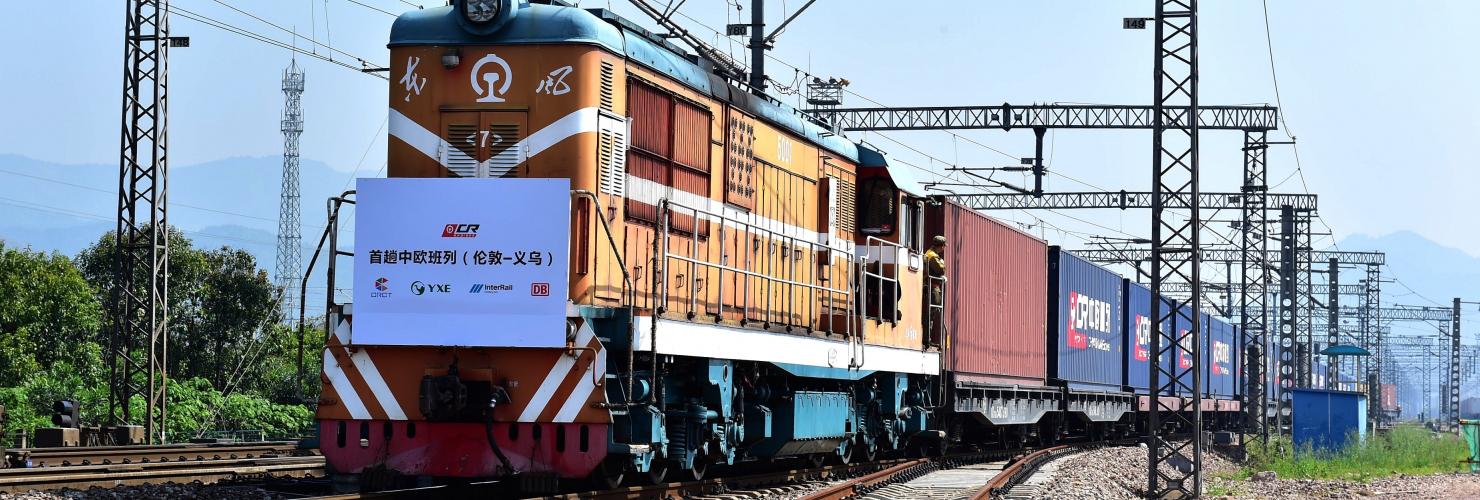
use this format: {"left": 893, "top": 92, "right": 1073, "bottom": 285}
{"left": 1338, "top": 304, "right": 1463, "bottom": 421}
{"left": 112, "top": 0, "right": 183, "bottom": 444}
{"left": 810, "top": 0, "right": 1272, "bottom": 489}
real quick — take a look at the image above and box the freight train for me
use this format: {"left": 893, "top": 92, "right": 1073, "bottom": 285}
{"left": 314, "top": 0, "right": 1244, "bottom": 489}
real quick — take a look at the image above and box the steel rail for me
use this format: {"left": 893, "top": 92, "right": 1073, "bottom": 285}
{"left": 14, "top": 441, "right": 303, "bottom": 467}
{"left": 0, "top": 455, "right": 324, "bottom": 493}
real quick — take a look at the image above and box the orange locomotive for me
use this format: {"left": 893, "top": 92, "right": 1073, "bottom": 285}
{"left": 319, "top": 0, "right": 942, "bottom": 488}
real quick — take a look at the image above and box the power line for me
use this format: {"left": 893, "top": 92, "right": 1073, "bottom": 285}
{"left": 0, "top": 197, "right": 276, "bottom": 248}
{"left": 343, "top": 0, "right": 397, "bottom": 17}
{"left": 168, "top": 4, "right": 387, "bottom": 79}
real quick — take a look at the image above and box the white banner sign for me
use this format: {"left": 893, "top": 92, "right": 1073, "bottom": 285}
{"left": 352, "top": 178, "right": 570, "bottom": 347}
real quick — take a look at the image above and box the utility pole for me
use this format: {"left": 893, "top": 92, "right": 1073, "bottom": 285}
{"left": 277, "top": 59, "right": 305, "bottom": 323}
{"left": 112, "top": 0, "right": 184, "bottom": 444}
{"left": 1451, "top": 298, "right": 1462, "bottom": 423}
{"left": 1326, "top": 258, "right": 1338, "bottom": 384}
{"left": 747, "top": 0, "right": 765, "bottom": 93}
{"left": 1146, "top": 0, "right": 1202, "bottom": 497}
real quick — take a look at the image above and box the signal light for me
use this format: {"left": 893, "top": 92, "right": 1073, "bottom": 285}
{"left": 52, "top": 399, "right": 80, "bottom": 428}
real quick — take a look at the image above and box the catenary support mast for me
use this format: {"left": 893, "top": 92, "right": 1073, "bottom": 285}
{"left": 1147, "top": 1, "right": 1203, "bottom": 496}
{"left": 111, "top": 0, "right": 177, "bottom": 444}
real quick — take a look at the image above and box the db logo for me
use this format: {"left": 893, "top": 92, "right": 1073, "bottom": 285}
{"left": 530, "top": 282, "right": 550, "bottom": 296}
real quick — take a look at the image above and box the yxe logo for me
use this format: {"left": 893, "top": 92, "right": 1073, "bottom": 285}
{"left": 371, "top": 277, "right": 392, "bottom": 298}
{"left": 411, "top": 280, "right": 451, "bottom": 296}
{"left": 442, "top": 223, "right": 480, "bottom": 238}
{"left": 469, "top": 283, "right": 514, "bottom": 294}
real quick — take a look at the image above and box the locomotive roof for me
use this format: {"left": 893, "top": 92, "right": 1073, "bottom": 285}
{"left": 389, "top": 2, "right": 874, "bottom": 165}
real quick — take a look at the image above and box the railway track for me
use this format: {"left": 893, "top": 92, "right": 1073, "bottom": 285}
{"left": 9, "top": 441, "right": 305, "bottom": 467}
{"left": 0, "top": 441, "right": 323, "bottom": 494}
{"left": 0, "top": 455, "right": 325, "bottom": 493}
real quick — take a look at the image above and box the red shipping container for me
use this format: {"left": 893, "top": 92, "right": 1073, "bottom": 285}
{"left": 1380, "top": 383, "right": 1398, "bottom": 411}
{"left": 927, "top": 199, "right": 1048, "bottom": 386}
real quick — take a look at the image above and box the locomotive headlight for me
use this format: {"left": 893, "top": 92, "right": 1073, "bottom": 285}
{"left": 463, "top": 0, "right": 500, "bottom": 23}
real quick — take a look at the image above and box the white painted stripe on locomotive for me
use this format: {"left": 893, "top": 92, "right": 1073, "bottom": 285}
{"left": 388, "top": 109, "right": 447, "bottom": 164}
{"left": 553, "top": 340, "right": 606, "bottom": 423}
{"left": 323, "top": 348, "right": 372, "bottom": 420}
{"left": 632, "top": 317, "right": 940, "bottom": 375}
{"left": 348, "top": 350, "right": 408, "bottom": 420}
{"left": 391, "top": 106, "right": 859, "bottom": 257}
{"left": 623, "top": 175, "right": 856, "bottom": 255}
{"left": 518, "top": 319, "right": 597, "bottom": 422}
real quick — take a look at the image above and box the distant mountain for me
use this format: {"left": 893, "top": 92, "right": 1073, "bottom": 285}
{"left": 1336, "top": 230, "right": 1480, "bottom": 307}
{"left": 0, "top": 154, "right": 364, "bottom": 315}
{"left": 1335, "top": 231, "right": 1480, "bottom": 419}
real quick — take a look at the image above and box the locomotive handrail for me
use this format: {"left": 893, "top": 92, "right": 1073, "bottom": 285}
{"left": 295, "top": 191, "right": 355, "bottom": 403}
{"left": 571, "top": 190, "right": 634, "bottom": 307}
{"left": 569, "top": 190, "right": 644, "bottom": 410}
{"left": 658, "top": 199, "right": 854, "bottom": 337}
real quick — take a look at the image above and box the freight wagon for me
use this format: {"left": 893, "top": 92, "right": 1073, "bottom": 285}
{"left": 314, "top": 0, "right": 1253, "bottom": 489}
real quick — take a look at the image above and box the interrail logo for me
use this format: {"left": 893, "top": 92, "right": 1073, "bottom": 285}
{"left": 442, "top": 223, "right": 480, "bottom": 238}
{"left": 371, "top": 277, "right": 392, "bottom": 298}
{"left": 469, "top": 283, "right": 514, "bottom": 294}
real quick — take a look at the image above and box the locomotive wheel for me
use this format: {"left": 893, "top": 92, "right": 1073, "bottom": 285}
{"left": 831, "top": 441, "right": 854, "bottom": 465}
{"left": 806, "top": 453, "right": 827, "bottom": 469}
{"left": 591, "top": 457, "right": 625, "bottom": 489}
{"left": 683, "top": 457, "right": 710, "bottom": 481}
{"left": 644, "top": 460, "right": 670, "bottom": 485}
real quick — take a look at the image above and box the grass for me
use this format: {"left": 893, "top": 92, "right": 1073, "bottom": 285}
{"left": 1237, "top": 424, "right": 1471, "bottom": 482}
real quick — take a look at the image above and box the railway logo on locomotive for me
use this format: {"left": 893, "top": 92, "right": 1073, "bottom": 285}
{"left": 1066, "top": 291, "right": 1113, "bottom": 351}
{"left": 470, "top": 53, "right": 513, "bottom": 103}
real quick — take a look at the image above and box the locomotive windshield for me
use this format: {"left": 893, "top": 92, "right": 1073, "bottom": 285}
{"left": 859, "top": 177, "right": 897, "bottom": 235}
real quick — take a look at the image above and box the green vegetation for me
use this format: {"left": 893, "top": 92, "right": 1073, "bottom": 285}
{"left": 1239, "top": 425, "right": 1470, "bottom": 481}
{"left": 0, "top": 230, "right": 321, "bottom": 446}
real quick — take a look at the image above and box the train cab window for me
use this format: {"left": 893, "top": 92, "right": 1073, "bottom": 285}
{"left": 901, "top": 200, "right": 923, "bottom": 254}
{"left": 859, "top": 178, "right": 896, "bottom": 235}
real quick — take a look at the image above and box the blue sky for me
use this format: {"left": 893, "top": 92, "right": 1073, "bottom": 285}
{"left": 2, "top": 0, "right": 1478, "bottom": 262}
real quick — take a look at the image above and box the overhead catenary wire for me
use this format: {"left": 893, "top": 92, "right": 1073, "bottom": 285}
{"left": 169, "top": 4, "right": 387, "bottom": 79}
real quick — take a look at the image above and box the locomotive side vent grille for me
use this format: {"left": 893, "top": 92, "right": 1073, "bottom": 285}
{"left": 599, "top": 61, "right": 616, "bottom": 112}
{"left": 597, "top": 113, "right": 628, "bottom": 196}
{"left": 485, "top": 123, "right": 524, "bottom": 178}
{"left": 442, "top": 123, "right": 479, "bottom": 178}
{"left": 838, "top": 177, "right": 857, "bottom": 234}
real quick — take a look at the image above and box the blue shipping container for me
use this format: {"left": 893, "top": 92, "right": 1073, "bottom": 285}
{"left": 1292, "top": 388, "right": 1367, "bottom": 453}
{"left": 1122, "top": 280, "right": 1175, "bottom": 394}
{"left": 1048, "top": 248, "right": 1124, "bottom": 391}
{"left": 1206, "top": 316, "right": 1237, "bottom": 398}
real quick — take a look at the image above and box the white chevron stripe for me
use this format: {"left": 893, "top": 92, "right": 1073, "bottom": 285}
{"left": 390, "top": 107, "right": 600, "bottom": 178}
{"left": 553, "top": 340, "right": 604, "bottom": 422}
{"left": 388, "top": 108, "right": 446, "bottom": 162}
{"left": 349, "top": 350, "right": 408, "bottom": 420}
{"left": 518, "top": 320, "right": 595, "bottom": 422}
{"left": 323, "top": 348, "right": 372, "bottom": 420}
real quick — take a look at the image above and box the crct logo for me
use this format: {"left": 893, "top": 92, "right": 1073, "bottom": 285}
{"left": 370, "top": 277, "right": 392, "bottom": 298}
{"left": 410, "top": 280, "right": 451, "bottom": 296}
{"left": 1212, "top": 341, "right": 1231, "bottom": 375}
{"left": 443, "top": 223, "right": 480, "bottom": 238}
{"left": 1066, "top": 291, "right": 1113, "bottom": 351}
{"left": 1177, "top": 329, "right": 1194, "bottom": 369}
{"left": 1133, "top": 315, "right": 1151, "bottom": 361}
